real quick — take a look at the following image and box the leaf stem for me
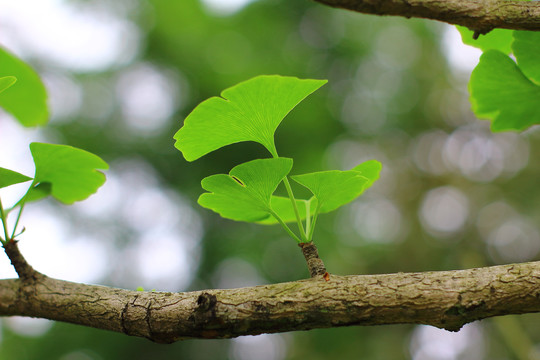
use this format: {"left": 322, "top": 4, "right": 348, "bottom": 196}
{"left": 11, "top": 203, "right": 26, "bottom": 240}
{"left": 305, "top": 201, "right": 311, "bottom": 236}
{"left": 10, "top": 181, "right": 34, "bottom": 240}
{"left": 0, "top": 197, "right": 11, "bottom": 243}
{"left": 269, "top": 209, "right": 302, "bottom": 243}
{"left": 270, "top": 144, "right": 308, "bottom": 242}
{"left": 282, "top": 177, "right": 308, "bottom": 242}
{"left": 307, "top": 203, "right": 321, "bottom": 242}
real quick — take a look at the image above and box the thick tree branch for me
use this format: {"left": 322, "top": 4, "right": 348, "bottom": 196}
{"left": 0, "top": 259, "right": 539, "bottom": 343}
{"left": 313, "top": 0, "right": 540, "bottom": 34}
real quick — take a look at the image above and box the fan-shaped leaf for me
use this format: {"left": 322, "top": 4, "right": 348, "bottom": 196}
{"left": 256, "top": 196, "right": 312, "bottom": 225}
{"left": 513, "top": 31, "right": 540, "bottom": 84}
{"left": 198, "top": 158, "right": 293, "bottom": 222}
{"left": 10, "top": 183, "right": 52, "bottom": 211}
{"left": 0, "top": 48, "right": 48, "bottom": 126}
{"left": 30, "top": 143, "right": 108, "bottom": 204}
{"left": 292, "top": 160, "right": 382, "bottom": 214}
{"left": 456, "top": 26, "right": 513, "bottom": 54}
{"left": 352, "top": 160, "right": 382, "bottom": 189}
{"left": 174, "top": 75, "right": 327, "bottom": 161}
{"left": 469, "top": 50, "right": 540, "bottom": 131}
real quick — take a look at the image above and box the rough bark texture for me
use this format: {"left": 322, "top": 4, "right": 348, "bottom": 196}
{"left": 313, "top": 0, "right": 540, "bottom": 33}
{"left": 299, "top": 242, "right": 327, "bottom": 277}
{"left": 1, "top": 250, "right": 540, "bottom": 342}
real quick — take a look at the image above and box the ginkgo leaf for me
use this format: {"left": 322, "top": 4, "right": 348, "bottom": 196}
{"left": 292, "top": 160, "right": 382, "bottom": 214}
{"left": 0, "top": 167, "right": 32, "bottom": 189}
{"left": 0, "top": 76, "right": 17, "bottom": 94}
{"left": 456, "top": 26, "right": 513, "bottom": 54}
{"left": 513, "top": 31, "right": 540, "bottom": 85}
{"left": 10, "top": 183, "right": 52, "bottom": 211}
{"left": 256, "top": 196, "right": 312, "bottom": 225}
{"left": 174, "top": 75, "right": 327, "bottom": 161}
{"left": 469, "top": 50, "right": 540, "bottom": 131}
{"left": 198, "top": 158, "right": 293, "bottom": 223}
{"left": 0, "top": 47, "right": 48, "bottom": 127}
{"left": 353, "top": 159, "right": 382, "bottom": 189}
{"left": 30, "top": 143, "right": 108, "bottom": 204}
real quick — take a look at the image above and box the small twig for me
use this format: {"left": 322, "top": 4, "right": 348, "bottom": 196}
{"left": 299, "top": 241, "right": 328, "bottom": 278}
{"left": 3, "top": 240, "right": 40, "bottom": 281}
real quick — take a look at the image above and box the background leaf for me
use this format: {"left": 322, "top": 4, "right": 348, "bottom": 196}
{"left": 174, "top": 75, "right": 327, "bottom": 161}
{"left": 456, "top": 26, "right": 513, "bottom": 54}
{"left": 292, "top": 160, "right": 382, "bottom": 214}
{"left": 30, "top": 143, "right": 108, "bottom": 204}
{"left": 0, "top": 76, "right": 17, "bottom": 94}
{"left": 512, "top": 31, "right": 540, "bottom": 84}
{"left": 198, "top": 158, "right": 293, "bottom": 222}
{"left": 0, "top": 47, "right": 49, "bottom": 127}
{"left": 0, "top": 167, "right": 32, "bottom": 189}
{"left": 469, "top": 50, "right": 540, "bottom": 131}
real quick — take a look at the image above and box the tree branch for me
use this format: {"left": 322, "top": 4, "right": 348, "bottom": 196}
{"left": 313, "top": 0, "right": 540, "bottom": 34}
{"left": 0, "top": 260, "right": 539, "bottom": 342}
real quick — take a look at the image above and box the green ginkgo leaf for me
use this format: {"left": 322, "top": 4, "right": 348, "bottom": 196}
{"left": 353, "top": 159, "right": 382, "bottom": 189}
{"left": 174, "top": 75, "right": 327, "bottom": 161}
{"left": 30, "top": 143, "right": 108, "bottom": 204}
{"left": 257, "top": 196, "right": 312, "bottom": 225}
{"left": 469, "top": 50, "right": 540, "bottom": 131}
{"left": 292, "top": 160, "right": 382, "bottom": 214}
{"left": 0, "top": 76, "right": 17, "bottom": 94}
{"left": 512, "top": 31, "right": 540, "bottom": 84}
{"left": 10, "top": 183, "right": 52, "bottom": 211}
{"left": 198, "top": 158, "right": 293, "bottom": 222}
{"left": 0, "top": 47, "right": 48, "bottom": 127}
{"left": 456, "top": 26, "right": 513, "bottom": 54}
{"left": 0, "top": 167, "right": 32, "bottom": 189}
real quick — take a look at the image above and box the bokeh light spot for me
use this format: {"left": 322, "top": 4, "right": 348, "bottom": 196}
{"left": 201, "top": 0, "right": 257, "bottom": 16}
{"left": 5, "top": 317, "right": 53, "bottom": 338}
{"left": 352, "top": 198, "right": 404, "bottom": 243}
{"left": 0, "top": 0, "right": 140, "bottom": 72}
{"left": 231, "top": 334, "right": 287, "bottom": 360}
{"left": 419, "top": 186, "right": 469, "bottom": 237}
{"left": 410, "top": 324, "right": 484, "bottom": 360}
{"left": 116, "top": 63, "right": 182, "bottom": 134}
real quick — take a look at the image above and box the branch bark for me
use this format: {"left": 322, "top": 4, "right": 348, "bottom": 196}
{"left": 299, "top": 241, "right": 328, "bottom": 277}
{"left": 1, "top": 255, "right": 539, "bottom": 343}
{"left": 313, "top": 0, "right": 540, "bottom": 34}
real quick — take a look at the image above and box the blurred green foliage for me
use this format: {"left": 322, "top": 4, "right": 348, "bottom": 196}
{"left": 1, "top": 0, "right": 540, "bottom": 359}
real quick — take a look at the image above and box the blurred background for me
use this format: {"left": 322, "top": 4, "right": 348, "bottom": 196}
{"left": 0, "top": 0, "right": 539, "bottom": 359}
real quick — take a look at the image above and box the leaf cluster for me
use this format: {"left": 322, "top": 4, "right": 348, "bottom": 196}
{"left": 0, "top": 48, "right": 108, "bottom": 244}
{"left": 174, "top": 75, "right": 381, "bottom": 243}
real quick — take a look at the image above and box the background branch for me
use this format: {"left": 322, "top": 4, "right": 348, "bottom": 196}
{"left": 0, "top": 260, "right": 539, "bottom": 343}
{"left": 313, "top": 0, "right": 540, "bottom": 33}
